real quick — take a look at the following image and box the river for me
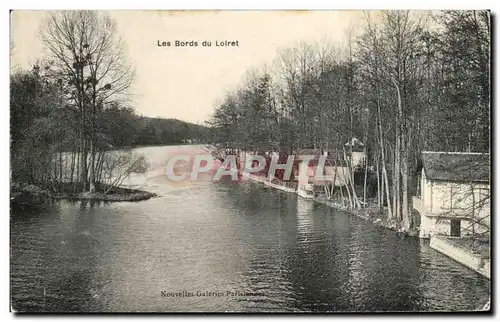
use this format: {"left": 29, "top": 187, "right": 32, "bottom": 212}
{"left": 10, "top": 145, "right": 490, "bottom": 312}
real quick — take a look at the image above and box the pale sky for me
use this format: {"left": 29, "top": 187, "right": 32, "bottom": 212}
{"left": 10, "top": 10, "right": 366, "bottom": 124}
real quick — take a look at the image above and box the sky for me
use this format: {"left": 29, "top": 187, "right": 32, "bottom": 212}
{"left": 10, "top": 10, "right": 367, "bottom": 124}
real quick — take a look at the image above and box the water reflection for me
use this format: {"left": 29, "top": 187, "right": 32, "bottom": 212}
{"left": 10, "top": 146, "right": 490, "bottom": 312}
{"left": 296, "top": 198, "right": 314, "bottom": 239}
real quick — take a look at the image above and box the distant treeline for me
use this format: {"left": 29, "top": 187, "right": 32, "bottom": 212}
{"left": 103, "top": 113, "right": 211, "bottom": 148}
{"left": 10, "top": 65, "right": 209, "bottom": 184}
{"left": 10, "top": 11, "right": 210, "bottom": 193}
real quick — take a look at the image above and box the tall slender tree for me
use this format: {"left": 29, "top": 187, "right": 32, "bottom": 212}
{"left": 40, "top": 11, "right": 133, "bottom": 192}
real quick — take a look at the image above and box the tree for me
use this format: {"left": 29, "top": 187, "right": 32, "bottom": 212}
{"left": 40, "top": 10, "right": 134, "bottom": 192}
{"left": 10, "top": 64, "right": 71, "bottom": 185}
{"left": 205, "top": 10, "right": 490, "bottom": 232}
{"left": 435, "top": 11, "right": 490, "bottom": 152}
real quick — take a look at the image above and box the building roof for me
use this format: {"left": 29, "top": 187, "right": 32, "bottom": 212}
{"left": 344, "top": 137, "right": 364, "bottom": 147}
{"left": 344, "top": 138, "right": 365, "bottom": 152}
{"left": 422, "top": 151, "right": 490, "bottom": 183}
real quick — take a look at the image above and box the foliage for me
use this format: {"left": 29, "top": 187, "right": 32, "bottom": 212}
{"left": 206, "top": 10, "right": 490, "bottom": 229}
{"left": 10, "top": 67, "right": 209, "bottom": 188}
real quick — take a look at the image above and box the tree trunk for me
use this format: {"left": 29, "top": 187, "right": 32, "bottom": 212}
{"left": 393, "top": 77, "right": 407, "bottom": 228}
{"left": 363, "top": 153, "right": 368, "bottom": 208}
{"left": 81, "top": 142, "right": 88, "bottom": 190}
{"left": 75, "top": 144, "right": 80, "bottom": 193}
{"left": 376, "top": 150, "right": 381, "bottom": 208}
{"left": 402, "top": 156, "right": 409, "bottom": 230}
{"left": 382, "top": 160, "right": 392, "bottom": 219}
{"left": 89, "top": 139, "right": 96, "bottom": 193}
{"left": 339, "top": 182, "right": 345, "bottom": 207}
{"left": 343, "top": 170, "right": 353, "bottom": 208}
{"left": 393, "top": 133, "right": 401, "bottom": 221}
{"left": 377, "top": 102, "right": 392, "bottom": 219}
{"left": 343, "top": 147, "right": 357, "bottom": 208}
{"left": 80, "top": 127, "right": 88, "bottom": 192}
{"left": 330, "top": 156, "right": 338, "bottom": 200}
{"left": 59, "top": 151, "right": 63, "bottom": 183}
{"left": 70, "top": 149, "right": 76, "bottom": 184}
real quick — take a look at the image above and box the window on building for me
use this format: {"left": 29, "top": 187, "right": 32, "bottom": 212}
{"left": 450, "top": 219, "right": 461, "bottom": 237}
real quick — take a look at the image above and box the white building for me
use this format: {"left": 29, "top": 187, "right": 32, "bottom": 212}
{"left": 344, "top": 137, "right": 365, "bottom": 168}
{"left": 413, "top": 152, "right": 490, "bottom": 238}
{"left": 295, "top": 141, "right": 365, "bottom": 199}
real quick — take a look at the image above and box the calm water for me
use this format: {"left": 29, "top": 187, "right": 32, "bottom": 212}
{"left": 10, "top": 146, "right": 490, "bottom": 312}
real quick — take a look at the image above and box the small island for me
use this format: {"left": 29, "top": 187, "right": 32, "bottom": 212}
{"left": 10, "top": 182, "right": 157, "bottom": 204}
{"left": 11, "top": 56, "right": 208, "bottom": 205}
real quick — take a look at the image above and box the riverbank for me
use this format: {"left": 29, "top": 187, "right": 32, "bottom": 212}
{"left": 10, "top": 182, "right": 157, "bottom": 204}
{"left": 246, "top": 174, "right": 418, "bottom": 237}
{"left": 11, "top": 167, "right": 490, "bottom": 312}
{"left": 264, "top": 179, "right": 297, "bottom": 193}
{"left": 313, "top": 196, "right": 419, "bottom": 237}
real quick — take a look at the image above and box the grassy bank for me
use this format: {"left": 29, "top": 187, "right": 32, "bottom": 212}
{"left": 10, "top": 182, "right": 157, "bottom": 204}
{"left": 247, "top": 175, "right": 419, "bottom": 237}
{"left": 314, "top": 196, "right": 419, "bottom": 237}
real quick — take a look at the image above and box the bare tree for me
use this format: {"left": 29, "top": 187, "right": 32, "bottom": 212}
{"left": 40, "top": 11, "right": 134, "bottom": 193}
{"left": 101, "top": 151, "right": 147, "bottom": 193}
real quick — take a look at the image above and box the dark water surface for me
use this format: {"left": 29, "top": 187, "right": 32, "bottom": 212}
{"left": 11, "top": 146, "right": 490, "bottom": 312}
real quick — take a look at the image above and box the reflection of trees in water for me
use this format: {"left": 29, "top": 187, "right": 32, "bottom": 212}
{"left": 46, "top": 200, "right": 105, "bottom": 311}
{"left": 11, "top": 180, "right": 492, "bottom": 312}
{"left": 349, "top": 232, "right": 424, "bottom": 311}
{"left": 11, "top": 200, "right": 63, "bottom": 222}
{"left": 219, "top": 184, "right": 300, "bottom": 311}
{"left": 223, "top": 185, "right": 363, "bottom": 311}
{"left": 284, "top": 203, "right": 358, "bottom": 312}
{"left": 282, "top": 212, "right": 425, "bottom": 312}
{"left": 11, "top": 200, "right": 108, "bottom": 312}
{"left": 213, "top": 184, "right": 489, "bottom": 312}
{"left": 11, "top": 203, "right": 63, "bottom": 312}
{"left": 296, "top": 199, "right": 314, "bottom": 236}
{"left": 221, "top": 184, "right": 415, "bottom": 311}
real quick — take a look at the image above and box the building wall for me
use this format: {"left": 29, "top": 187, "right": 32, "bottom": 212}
{"left": 419, "top": 214, "right": 433, "bottom": 238}
{"left": 420, "top": 170, "right": 490, "bottom": 237}
{"left": 420, "top": 216, "right": 453, "bottom": 238}
{"left": 420, "top": 217, "right": 489, "bottom": 238}
{"left": 351, "top": 151, "right": 365, "bottom": 168}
